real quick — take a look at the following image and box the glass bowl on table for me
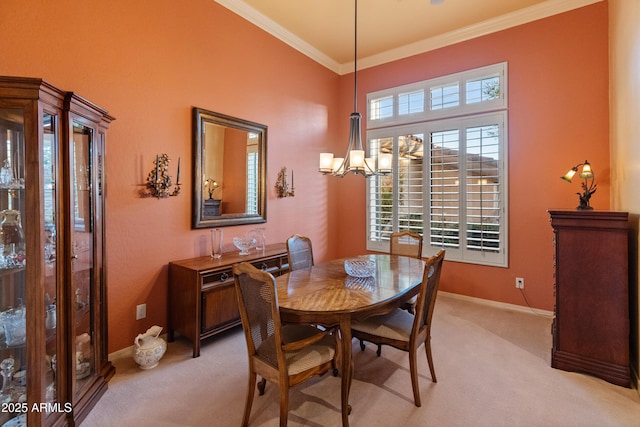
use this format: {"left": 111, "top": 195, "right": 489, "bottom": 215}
{"left": 344, "top": 256, "right": 376, "bottom": 278}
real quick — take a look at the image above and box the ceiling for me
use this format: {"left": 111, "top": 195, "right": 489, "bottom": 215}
{"left": 215, "top": 0, "right": 601, "bottom": 74}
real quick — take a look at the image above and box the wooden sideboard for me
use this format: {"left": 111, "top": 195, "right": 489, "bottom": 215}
{"left": 168, "top": 243, "right": 289, "bottom": 357}
{"left": 549, "top": 210, "right": 630, "bottom": 387}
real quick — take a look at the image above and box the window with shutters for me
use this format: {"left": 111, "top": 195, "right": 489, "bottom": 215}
{"left": 366, "top": 63, "right": 508, "bottom": 267}
{"left": 246, "top": 133, "right": 259, "bottom": 214}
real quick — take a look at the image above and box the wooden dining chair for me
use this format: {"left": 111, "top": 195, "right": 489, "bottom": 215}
{"left": 351, "top": 249, "right": 445, "bottom": 407}
{"left": 390, "top": 230, "right": 423, "bottom": 258}
{"left": 286, "top": 234, "right": 314, "bottom": 271}
{"left": 233, "top": 262, "right": 338, "bottom": 427}
{"left": 390, "top": 230, "right": 424, "bottom": 314}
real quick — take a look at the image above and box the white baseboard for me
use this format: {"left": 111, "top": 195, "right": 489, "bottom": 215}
{"left": 108, "top": 344, "right": 133, "bottom": 362}
{"left": 108, "top": 333, "right": 169, "bottom": 363}
{"left": 107, "top": 296, "right": 552, "bottom": 361}
{"left": 438, "top": 291, "right": 554, "bottom": 318}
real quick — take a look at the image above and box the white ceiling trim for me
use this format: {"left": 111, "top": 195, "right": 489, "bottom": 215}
{"left": 216, "top": 0, "right": 603, "bottom": 75}
{"left": 214, "top": 0, "right": 342, "bottom": 72}
{"left": 350, "top": 0, "right": 604, "bottom": 74}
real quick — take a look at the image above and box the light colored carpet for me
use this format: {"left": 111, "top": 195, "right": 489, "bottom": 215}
{"left": 81, "top": 294, "right": 640, "bottom": 426}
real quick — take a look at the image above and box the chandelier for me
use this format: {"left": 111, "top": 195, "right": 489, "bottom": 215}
{"left": 318, "top": 0, "right": 392, "bottom": 177}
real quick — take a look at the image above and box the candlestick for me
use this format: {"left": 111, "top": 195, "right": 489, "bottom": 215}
{"left": 145, "top": 153, "right": 181, "bottom": 198}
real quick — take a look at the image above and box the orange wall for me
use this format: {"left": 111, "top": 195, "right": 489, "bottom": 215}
{"left": 0, "top": 1, "right": 609, "bottom": 353}
{"left": 335, "top": 3, "right": 610, "bottom": 311}
{"left": 0, "top": 0, "right": 340, "bottom": 352}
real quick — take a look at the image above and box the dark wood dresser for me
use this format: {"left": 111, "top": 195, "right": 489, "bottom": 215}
{"left": 168, "top": 243, "right": 289, "bottom": 357}
{"left": 549, "top": 210, "right": 630, "bottom": 387}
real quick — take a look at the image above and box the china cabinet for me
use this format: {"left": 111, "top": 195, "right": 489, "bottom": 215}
{"left": 0, "top": 76, "right": 114, "bottom": 425}
{"left": 168, "top": 243, "right": 288, "bottom": 357}
{"left": 549, "top": 210, "right": 630, "bottom": 387}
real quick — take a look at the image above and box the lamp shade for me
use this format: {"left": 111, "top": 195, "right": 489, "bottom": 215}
{"left": 349, "top": 150, "right": 365, "bottom": 170}
{"left": 332, "top": 157, "right": 345, "bottom": 175}
{"left": 378, "top": 153, "right": 392, "bottom": 173}
{"left": 580, "top": 161, "right": 593, "bottom": 179}
{"left": 561, "top": 168, "right": 577, "bottom": 183}
{"left": 319, "top": 153, "right": 334, "bottom": 173}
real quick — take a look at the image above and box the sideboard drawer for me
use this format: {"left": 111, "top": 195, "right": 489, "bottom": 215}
{"left": 202, "top": 269, "right": 233, "bottom": 289}
{"left": 252, "top": 256, "right": 282, "bottom": 274}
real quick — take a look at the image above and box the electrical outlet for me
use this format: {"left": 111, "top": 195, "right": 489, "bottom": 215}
{"left": 136, "top": 304, "right": 146, "bottom": 320}
{"left": 515, "top": 277, "right": 524, "bottom": 289}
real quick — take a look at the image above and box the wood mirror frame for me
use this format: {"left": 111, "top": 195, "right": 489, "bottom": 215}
{"left": 192, "top": 107, "right": 267, "bottom": 228}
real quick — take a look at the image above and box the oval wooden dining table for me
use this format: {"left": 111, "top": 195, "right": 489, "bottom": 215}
{"left": 275, "top": 254, "right": 426, "bottom": 427}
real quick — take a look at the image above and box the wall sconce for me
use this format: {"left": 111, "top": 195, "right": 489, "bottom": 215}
{"left": 275, "top": 167, "right": 294, "bottom": 198}
{"left": 143, "top": 154, "right": 180, "bottom": 198}
{"left": 561, "top": 160, "right": 596, "bottom": 210}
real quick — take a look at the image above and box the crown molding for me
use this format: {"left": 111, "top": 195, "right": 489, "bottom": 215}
{"left": 350, "top": 0, "right": 603, "bottom": 73}
{"left": 215, "top": 0, "right": 342, "bottom": 73}
{"left": 216, "top": 0, "right": 603, "bottom": 76}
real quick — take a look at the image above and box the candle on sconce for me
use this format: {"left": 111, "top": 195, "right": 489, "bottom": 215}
{"left": 291, "top": 169, "right": 294, "bottom": 188}
{"left": 176, "top": 157, "right": 181, "bottom": 184}
{"left": 155, "top": 155, "right": 159, "bottom": 182}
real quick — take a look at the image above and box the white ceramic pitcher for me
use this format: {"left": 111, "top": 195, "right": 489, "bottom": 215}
{"left": 133, "top": 325, "right": 167, "bottom": 370}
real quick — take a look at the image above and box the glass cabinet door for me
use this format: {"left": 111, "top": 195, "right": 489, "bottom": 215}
{"left": 43, "top": 112, "right": 59, "bottom": 409}
{"left": 0, "top": 107, "right": 27, "bottom": 425}
{"left": 70, "top": 121, "right": 95, "bottom": 397}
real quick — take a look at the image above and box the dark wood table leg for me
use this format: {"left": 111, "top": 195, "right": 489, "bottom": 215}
{"left": 340, "top": 316, "right": 352, "bottom": 426}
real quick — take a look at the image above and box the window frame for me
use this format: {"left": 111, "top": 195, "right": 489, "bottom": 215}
{"left": 365, "top": 62, "right": 509, "bottom": 267}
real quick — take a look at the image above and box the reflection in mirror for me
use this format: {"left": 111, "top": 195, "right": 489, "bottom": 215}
{"left": 192, "top": 108, "right": 267, "bottom": 228}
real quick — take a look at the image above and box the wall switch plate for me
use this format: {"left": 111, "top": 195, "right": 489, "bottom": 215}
{"left": 136, "top": 304, "right": 146, "bottom": 320}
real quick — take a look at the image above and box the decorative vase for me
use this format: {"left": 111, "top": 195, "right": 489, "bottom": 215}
{"left": 0, "top": 209, "right": 25, "bottom": 265}
{"left": 204, "top": 199, "right": 222, "bottom": 216}
{"left": 133, "top": 325, "right": 167, "bottom": 370}
{"left": 210, "top": 228, "right": 223, "bottom": 259}
{"left": 0, "top": 160, "right": 13, "bottom": 187}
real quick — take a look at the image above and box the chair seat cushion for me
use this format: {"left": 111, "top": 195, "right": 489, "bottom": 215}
{"left": 351, "top": 309, "right": 414, "bottom": 342}
{"left": 285, "top": 334, "right": 335, "bottom": 376}
{"left": 257, "top": 325, "right": 335, "bottom": 376}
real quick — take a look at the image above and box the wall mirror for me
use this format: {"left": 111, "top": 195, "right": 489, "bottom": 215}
{"left": 192, "top": 107, "right": 267, "bottom": 228}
